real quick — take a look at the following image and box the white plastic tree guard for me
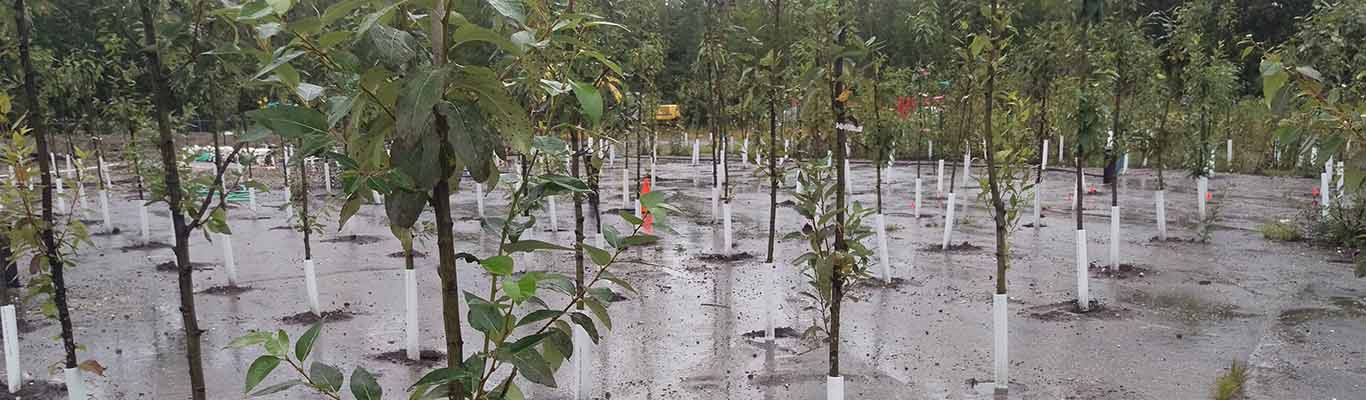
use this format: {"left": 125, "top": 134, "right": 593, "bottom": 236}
{"left": 303, "top": 258, "right": 321, "bottom": 315}
{"left": 222, "top": 233, "right": 238, "bottom": 286}
{"left": 3, "top": 305, "right": 20, "bottom": 394}
{"left": 475, "top": 182, "right": 485, "bottom": 218}
{"left": 1155, "top": 190, "right": 1167, "bottom": 240}
{"left": 1197, "top": 177, "right": 1209, "bottom": 220}
{"left": 55, "top": 178, "right": 66, "bottom": 214}
{"left": 608, "top": 144, "right": 615, "bottom": 167}
{"left": 405, "top": 269, "right": 419, "bottom": 360}
{"left": 1042, "top": 139, "right": 1050, "bottom": 169}
{"left": 936, "top": 160, "right": 945, "bottom": 193}
{"left": 1076, "top": 229, "right": 1090, "bottom": 312}
{"left": 1110, "top": 206, "right": 1120, "bottom": 269}
{"left": 99, "top": 190, "right": 112, "bottom": 233}
{"left": 692, "top": 140, "right": 700, "bottom": 166}
{"left": 64, "top": 367, "right": 84, "bottom": 400}
{"left": 548, "top": 196, "right": 559, "bottom": 237}
{"left": 248, "top": 187, "right": 258, "bottom": 212}
{"left": 993, "top": 293, "right": 1008, "bottom": 393}
{"left": 620, "top": 167, "right": 629, "bottom": 208}
{"left": 323, "top": 161, "right": 333, "bottom": 194}
{"left": 941, "top": 193, "right": 957, "bottom": 249}
{"left": 573, "top": 324, "right": 593, "bottom": 400}
{"left": 914, "top": 178, "right": 923, "bottom": 219}
{"left": 722, "top": 202, "right": 734, "bottom": 254}
{"left": 827, "top": 376, "right": 844, "bottom": 400}
{"left": 1058, "top": 136, "right": 1065, "bottom": 160}
{"left": 1320, "top": 172, "right": 1330, "bottom": 216}
{"left": 876, "top": 213, "right": 890, "bottom": 283}
{"left": 711, "top": 185, "right": 720, "bottom": 223}
{"left": 98, "top": 156, "right": 112, "bottom": 188}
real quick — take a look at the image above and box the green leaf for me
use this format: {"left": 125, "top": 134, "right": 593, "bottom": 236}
{"left": 244, "top": 355, "right": 280, "bottom": 393}
{"left": 1260, "top": 60, "right": 1287, "bottom": 108}
{"left": 238, "top": 1, "right": 274, "bottom": 21}
{"left": 248, "top": 106, "right": 328, "bottom": 139}
{"left": 499, "top": 348, "right": 555, "bottom": 387}
{"left": 321, "top": 0, "right": 366, "bottom": 25}
{"left": 505, "top": 240, "right": 573, "bottom": 254}
{"left": 484, "top": 0, "right": 527, "bottom": 25}
{"left": 295, "top": 322, "right": 322, "bottom": 361}
{"left": 468, "top": 304, "right": 506, "bottom": 338}
{"left": 384, "top": 190, "right": 428, "bottom": 229}
{"left": 226, "top": 331, "right": 273, "bottom": 349}
{"left": 252, "top": 51, "right": 305, "bottom": 81}
{"left": 338, "top": 195, "right": 364, "bottom": 230}
{"left": 569, "top": 312, "right": 600, "bottom": 344}
{"left": 480, "top": 255, "right": 514, "bottom": 276}
{"left": 409, "top": 368, "right": 465, "bottom": 390}
{"left": 602, "top": 225, "right": 623, "bottom": 248}
{"left": 439, "top": 101, "right": 499, "bottom": 183}
{"left": 250, "top": 379, "right": 302, "bottom": 396}
{"left": 639, "top": 191, "right": 665, "bottom": 209}
{"left": 310, "top": 362, "right": 344, "bottom": 393}
{"left": 356, "top": 0, "right": 408, "bottom": 36}
{"left": 350, "top": 367, "right": 382, "bottom": 400}
{"left": 451, "top": 23, "right": 523, "bottom": 55}
{"left": 1295, "top": 66, "right": 1323, "bottom": 82}
{"left": 571, "top": 80, "right": 603, "bottom": 127}
{"left": 584, "top": 297, "right": 612, "bottom": 330}
{"left": 516, "top": 309, "right": 562, "bottom": 327}
{"left": 265, "top": 0, "right": 291, "bottom": 15}
{"left": 583, "top": 244, "right": 612, "bottom": 266}
{"left": 503, "top": 274, "right": 538, "bottom": 303}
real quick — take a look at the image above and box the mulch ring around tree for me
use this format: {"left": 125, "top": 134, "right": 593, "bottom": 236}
{"left": 321, "top": 234, "right": 385, "bottom": 245}
{"left": 0, "top": 380, "right": 67, "bottom": 400}
{"left": 698, "top": 252, "right": 754, "bottom": 262}
{"left": 90, "top": 227, "right": 122, "bottom": 237}
{"left": 281, "top": 309, "right": 358, "bottom": 325}
{"left": 371, "top": 349, "right": 447, "bottom": 367}
{"left": 155, "top": 261, "right": 214, "bottom": 272}
{"left": 923, "top": 241, "right": 982, "bottom": 252}
{"left": 848, "top": 277, "right": 917, "bottom": 290}
{"left": 740, "top": 326, "right": 801, "bottom": 339}
{"left": 1023, "top": 300, "right": 1133, "bottom": 322}
{"left": 1149, "top": 236, "right": 1203, "bottom": 243}
{"left": 119, "top": 242, "right": 173, "bottom": 251}
{"left": 199, "top": 285, "right": 256, "bottom": 296}
{"left": 387, "top": 250, "right": 429, "bottom": 258}
{"left": 1088, "top": 262, "right": 1152, "bottom": 279}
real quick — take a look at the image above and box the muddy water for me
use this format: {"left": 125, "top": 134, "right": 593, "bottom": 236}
{"left": 3, "top": 157, "right": 1362, "bottom": 399}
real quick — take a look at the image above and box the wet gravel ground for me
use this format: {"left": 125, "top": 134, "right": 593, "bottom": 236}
{"left": 3, "top": 156, "right": 1363, "bottom": 399}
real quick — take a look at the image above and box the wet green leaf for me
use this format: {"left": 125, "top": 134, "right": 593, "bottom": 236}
{"left": 309, "top": 362, "right": 344, "bottom": 393}
{"left": 582, "top": 244, "right": 612, "bottom": 266}
{"left": 350, "top": 367, "right": 382, "bottom": 400}
{"left": 226, "top": 331, "right": 273, "bottom": 349}
{"left": 481, "top": 255, "right": 514, "bottom": 276}
{"left": 295, "top": 322, "right": 322, "bottom": 361}
{"left": 569, "top": 312, "right": 599, "bottom": 344}
{"left": 244, "top": 355, "right": 280, "bottom": 393}
{"left": 499, "top": 347, "right": 555, "bottom": 387}
{"left": 505, "top": 240, "right": 573, "bottom": 254}
{"left": 250, "top": 379, "right": 301, "bottom": 396}
{"left": 571, "top": 79, "right": 603, "bottom": 127}
{"left": 583, "top": 297, "right": 612, "bottom": 330}
{"left": 517, "top": 309, "right": 562, "bottom": 327}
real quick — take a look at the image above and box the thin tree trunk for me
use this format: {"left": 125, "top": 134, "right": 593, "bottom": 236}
{"left": 297, "top": 139, "right": 312, "bottom": 260}
{"left": 136, "top": 0, "right": 205, "bottom": 397}
{"left": 766, "top": 0, "right": 781, "bottom": 263}
{"left": 984, "top": 0, "right": 1008, "bottom": 295}
{"left": 429, "top": 2, "right": 464, "bottom": 397}
{"left": 829, "top": 0, "right": 848, "bottom": 378}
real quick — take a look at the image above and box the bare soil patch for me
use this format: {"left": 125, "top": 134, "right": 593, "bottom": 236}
{"left": 371, "top": 349, "right": 446, "bottom": 367}
{"left": 281, "top": 309, "right": 358, "bottom": 325}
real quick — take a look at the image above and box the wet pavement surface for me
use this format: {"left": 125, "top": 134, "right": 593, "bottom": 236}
{"left": 3, "top": 156, "right": 1364, "bottom": 399}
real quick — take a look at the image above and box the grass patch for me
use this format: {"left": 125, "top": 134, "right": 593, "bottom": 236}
{"left": 1211, "top": 361, "right": 1247, "bottom": 400}
{"left": 1259, "top": 221, "right": 1302, "bottom": 242}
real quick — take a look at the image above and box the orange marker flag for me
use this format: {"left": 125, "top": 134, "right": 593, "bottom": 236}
{"left": 641, "top": 178, "right": 654, "bottom": 234}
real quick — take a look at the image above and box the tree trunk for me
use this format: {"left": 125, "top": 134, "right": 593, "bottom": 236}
{"left": 983, "top": 0, "right": 1008, "bottom": 295}
{"left": 136, "top": 1, "right": 206, "bottom": 397}
{"left": 297, "top": 139, "right": 312, "bottom": 261}
{"left": 829, "top": 0, "right": 848, "bottom": 378}
{"left": 429, "top": 3, "right": 465, "bottom": 397}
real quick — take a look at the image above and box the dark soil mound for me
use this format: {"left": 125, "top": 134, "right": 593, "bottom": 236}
{"left": 387, "top": 250, "right": 428, "bottom": 258}
{"left": 371, "top": 349, "right": 446, "bottom": 367}
{"left": 0, "top": 380, "right": 66, "bottom": 400}
{"left": 200, "top": 285, "right": 255, "bottom": 296}
{"left": 741, "top": 326, "right": 800, "bottom": 339}
{"left": 1024, "top": 300, "right": 1130, "bottom": 322}
{"left": 699, "top": 252, "right": 754, "bottom": 262}
{"left": 120, "top": 242, "right": 172, "bottom": 251}
{"left": 91, "top": 227, "right": 122, "bottom": 236}
{"left": 281, "top": 309, "right": 357, "bottom": 325}
{"left": 322, "top": 235, "right": 385, "bottom": 245}
{"left": 155, "top": 261, "right": 214, "bottom": 272}
{"left": 1088, "top": 263, "right": 1151, "bottom": 279}
{"left": 924, "top": 241, "right": 981, "bottom": 252}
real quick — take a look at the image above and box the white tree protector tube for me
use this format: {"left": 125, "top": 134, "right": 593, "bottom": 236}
{"left": 620, "top": 167, "right": 629, "bottom": 208}
{"left": 963, "top": 153, "right": 972, "bottom": 186}
{"left": 827, "top": 376, "right": 844, "bottom": 400}
{"left": 942, "top": 193, "right": 957, "bottom": 250}
{"left": 936, "top": 160, "right": 945, "bottom": 193}
{"left": 64, "top": 367, "right": 84, "bottom": 400}
{"left": 1320, "top": 172, "right": 1330, "bottom": 215}
{"left": 765, "top": 263, "right": 778, "bottom": 342}
{"left": 993, "top": 293, "right": 1008, "bottom": 392}
{"left": 63, "top": 154, "right": 73, "bottom": 180}
{"left": 650, "top": 157, "right": 658, "bottom": 188}
{"left": 549, "top": 196, "right": 559, "bottom": 235}
{"left": 222, "top": 234, "right": 238, "bottom": 286}
{"left": 139, "top": 204, "right": 151, "bottom": 246}
{"left": 722, "top": 202, "right": 734, "bottom": 254}
{"left": 1032, "top": 187, "right": 1041, "bottom": 229}
{"left": 742, "top": 149, "right": 748, "bottom": 166}
{"left": 844, "top": 159, "right": 851, "bottom": 195}
{"left": 1226, "top": 139, "right": 1233, "bottom": 169}
{"left": 1109, "top": 206, "right": 1120, "bottom": 269}
{"left": 609, "top": 143, "right": 615, "bottom": 167}
{"left": 1042, "top": 139, "right": 1050, "bottom": 169}
{"left": 323, "top": 161, "right": 332, "bottom": 194}
{"left": 1336, "top": 161, "right": 1345, "bottom": 198}
{"left": 1197, "top": 177, "right": 1208, "bottom": 220}
{"left": 77, "top": 182, "right": 89, "bottom": 215}
{"left": 876, "top": 213, "right": 890, "bottom": 283}
{"left": 99, "top": 190, "right": 112, "bottom": 233}
{"left": 1059, "top": 136, "right": 1066, "bottom": 160}
{"left": 1155, "top": 190, "right": 1167, "bottom": 240}
{"left": 55, "top": 178, "right": 66, "bottom": 214}
{"left": 3, "top": 305, "right": 20, "bottom": 393}
{"left": 1076, "top": 229, "right": 1089, "bottom": 311}
{"left": 303, "top": 258, "right": 321, "bottom": 315}
{"left": 914, "top": 178, "right": 923, "bottom": 219}
{"left": 928, "top": 140, "right": 933, "bottom": 160}
{"left": 574, "top": 324, "right": 592, "bottom": 400}
{"left": 885, "top": 161, "right": 895, "bottom": 185}
{"left": 99, "top": 156, "right": 112, "bottom": 188}
{"left": 248, "top": 187, "right": 258, "bottom": 212}
{"left": 692, "top": 140, "right": 700, "bottom": 166}
{"left": 405, "top": 269, "right": 419, "bottom": 360}
{"left": 475, "top": 183, "right": 485, "bottom": 218}
{"left": 711, "top": 185, "right": 720, "bottom": 223}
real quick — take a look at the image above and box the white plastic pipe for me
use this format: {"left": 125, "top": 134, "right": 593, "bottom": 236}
{"left": 323, "top": 161, "right": 332, "bottom": 194}
{"left": 711, "top": 185, "right": 720, "bottom": 223}
{"left": 1321, "top": 172, "right": 1330, "bottom": 215}
{"left": 1042, "top": 139, "right": 1050, "bottom": 169}
{"left": 222, "top": 234, "right": 238, "bottom": 286}
{"left": 876, "top": 213, "right": 890, "bottom": 283}
{"left": 1336, "top": 161, "right": 1345, "bottom": 198}
{"left": 404, "top": 269, "right": 419, "bottom": 360}
{"left": 942, "top": 193, "right": 957, "bottom": 249}
{"left": 574, "top": 325, "right": 592, "bottom": 400}
{"left": 963, "top": 153, "right": 972, "bottom": 187}
{"left": 1197, "top": 177, "right": 1208, "bottom": 220}
{"left": 936, "top": 160, "right": 945, "bottom": 193}
{"left": 55, "top": 178, "right": 66, "bottom": 214}
{"left": 549, "top": 196, "right": 559, "bottom": 236}
{"left": 1059, "top": 136, "right": 1066, "bottom": 160}
{"left": 609, "top": 144, "right": 615, "bottom": 167}
{"left": 99, "top": 156, "right": 112, "bottom": 188}
{"left": 3, "top": 305, "right": 20, "bottom": 393}
{"left": 1076, "top": 229, "right": 1089, "bottom": 311}
{"left": 1226, "top": 139, "right": 1233, "bottom": 169}
{"left": 765, "top": 266, "right": 777, "bottom": 342}
{"left": 76, "top": 182, "right": 89, "bottom": 215}
{"left": 722, "top": 202, "right": 734, "bottom": 254}
{"left": 1109, "top": 206, "right": 1120, "bottom": 269}
{"left": 914, "top": 178, "right": 923, "bottom": 219}
{"left": 827, "top": 376, "right": 844, "bottom": 400}
{"left": 63, "top": 154, "right": 73, "bottom": 180}
{"left": 64, "top": 367, "right": 84, "bottom": 400}
{"left": 620, "top": 167, "right": 629, "bottom": 208}
{"left": 692, "top": 140, "right": 700, "bottom": 166}
{"left": 139, "top": 204, "right": 150, "bottom": 245}
{"left": 928, "top": 140, "right": 933, "bottom": 160}
{"left": 303, "top": 258, "right": 321, "bottom": 315}
{"left": 248, "top": 187, "right": 258, "bottom": 212}
{"left": 650, "top": 157, "right": 657, "bottom": 187}
{"left": 1155, "top": 190, "right": 1167, "bottom": 240}
{"left": 475, "top": 183, "right": 485, "bottom": 218}
{"left": 1032, "top": 187, "right": 1041, "bottom": 229}
{"left": 1122, "top": 154, "right": 1130, "bottom": 174}
{"left": 99, "top": 190, "right": 112, "bottom": 233}
{"left": 993, "top": 293, "right": 1008, "bottom": 392}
